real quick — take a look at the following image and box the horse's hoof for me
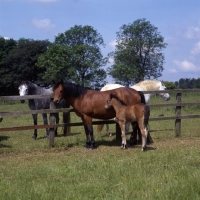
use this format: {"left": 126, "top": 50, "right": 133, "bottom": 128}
{"left": 141, "top": 146, "right": 147, "bottom": 151}
{"left": 84, "top": 141, "right": 91, "bottom": 149}
{"left": 121, "top": 144, "right": 126, "bottom": 149}
{"left": 32, "top": 135, "right": 37, "bottom": 140}
{"left": 90, "top": 142, "right": 96, "bottom": 150}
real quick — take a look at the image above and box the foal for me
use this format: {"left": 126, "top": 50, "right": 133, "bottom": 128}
{"left": 104, "top": 94, "right": 150, "bottom": 151}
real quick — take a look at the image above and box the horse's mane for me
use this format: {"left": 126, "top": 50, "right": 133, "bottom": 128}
{"left": 110, "top": 94, "right": 127, "bottom": 106}
{"left": 53, "top": 82, "right": 91, "bottom": 98}
{"left": 134, "top": 80, "right": 161, "bottom": 90}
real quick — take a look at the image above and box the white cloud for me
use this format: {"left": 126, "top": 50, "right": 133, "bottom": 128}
{"left": 184, "top": 26, "right": 200, "bottom": 39}
{"left": 32, "top": 18, "right": 56, "bottom": 30}
{"left": 191, "top": 41, "right": 200, "bottom": 55}
{"left": 174, "top": 60, "right": 200, "bottom": 72}
{"left": 109, "top": 40, "right": 116, "bottom": 50}
{"left": 169, "top": 69, "right": 177, "bottom": 73}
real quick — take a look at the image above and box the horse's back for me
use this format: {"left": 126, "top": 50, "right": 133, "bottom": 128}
{"left": 80, "top": 87, "right": 143, "bottom": 119}
{"left": 100, "top": 84, "right": 124, "bottom": 91}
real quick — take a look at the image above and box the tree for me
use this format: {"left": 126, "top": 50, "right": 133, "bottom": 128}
{"left": 163, "top": 81, "right": 176, "bottom": 89}
{"left": 107, "top": 18, "right": 167, "bottom": 86}
{"left": 0, "top": 38, "right": 51, "bottom": 95}
{"left": 37, "top": 25, "right": 108, "bottom": 88}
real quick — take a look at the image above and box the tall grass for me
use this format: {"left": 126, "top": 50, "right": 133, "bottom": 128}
{"left": 0, "top": 93, "right": 200, "bottom": 199}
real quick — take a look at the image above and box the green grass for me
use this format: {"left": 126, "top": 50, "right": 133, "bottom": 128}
{"left": 0, "top": 94, "right": 200, "bottom": 200}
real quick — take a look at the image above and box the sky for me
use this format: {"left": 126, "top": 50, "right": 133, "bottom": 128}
{"left": 1, "top": 0, "right": 200, "bottom": 83}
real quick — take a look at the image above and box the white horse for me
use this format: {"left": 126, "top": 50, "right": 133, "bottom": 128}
{"left": 97, "top": 80, "right": 170, "bottom": 136}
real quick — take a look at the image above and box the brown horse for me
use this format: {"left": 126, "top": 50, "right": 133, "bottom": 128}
{"left": 53, "top": 81, "right": 145, "bottom": 149}
{"left": 104, "top": 94, "right": 150, "bottom": 151}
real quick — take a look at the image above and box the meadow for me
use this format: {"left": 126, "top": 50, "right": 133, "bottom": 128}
{"left": 0, "top": 92, "right": 200, "bottom": 200}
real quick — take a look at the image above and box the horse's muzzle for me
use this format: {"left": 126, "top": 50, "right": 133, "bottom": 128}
{"left": 53, "top": 100, "right": 59, "bottom": 107}
{"left": 20, "top": 100, "right": 25, "bottom": 103}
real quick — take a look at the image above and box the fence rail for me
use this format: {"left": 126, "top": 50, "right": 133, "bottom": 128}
{"left": 0, "top": 89, "right": 200, "bottom": 146}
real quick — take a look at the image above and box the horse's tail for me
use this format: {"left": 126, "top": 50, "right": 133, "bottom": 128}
{"left": 138, "top": 91, "right": 146, "bottom": 104}
{"left": 97, "top": 121, "right": 104, "bottom": 132}
{"left": 144, "top": 105, "right": 153, "bottom": 143}
{"left": 144, "top": 105, "right": 150, "bottom": 127}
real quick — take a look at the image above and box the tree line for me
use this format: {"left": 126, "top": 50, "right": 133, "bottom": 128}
{"left": 0, "top": 18, "right": 197, "bottom": 95}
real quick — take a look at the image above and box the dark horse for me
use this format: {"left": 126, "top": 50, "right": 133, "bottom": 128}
{"left": 18, "top": 81, "right": 70, "bottom": 139}
{"left": 53, "top": 81, "right": 146, "bottom": 149}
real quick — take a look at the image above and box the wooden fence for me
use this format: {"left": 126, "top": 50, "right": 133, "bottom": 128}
{"left": 0, "top": 89, "right": 200, "bottom": 147}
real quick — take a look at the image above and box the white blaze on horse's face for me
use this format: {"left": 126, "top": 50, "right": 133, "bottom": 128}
{"left": 18, "top": 84, "right": 28, "bottom": 96}
{"left": 158, "top": 85, "right": 170, "bottom": 101}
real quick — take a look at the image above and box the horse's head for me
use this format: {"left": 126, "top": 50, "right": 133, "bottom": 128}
{"left": 104, "top": 98, "right": 112, "bottom": 110}
{"left": 158, "top": 83, "right": 170, "bottom": 101}
{"left": 18, "top": 81, "right": 29, "bottom": 103}
{"left": 53, "top": 81, "right": 65, "bottom": 106}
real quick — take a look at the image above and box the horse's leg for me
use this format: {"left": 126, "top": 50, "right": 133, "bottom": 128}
{"left": 118, "top": 121, "right": 126, "bottom": 149}
{"left": 42, "top": 113, "right": 49, "bottom": 138}
{"left": 125, "top": 122, "right": 130, "bottom": 134}
{"left": 106, "top": 124, "right": 112, "bottom": 137}
{"left": 63, "top": 112, "right": 70, "bottom": 136}
{"left": 54, "top": 113, "right": 59, "bottom": 136}
{"left": 82, "top": 116, "right": 95, "bottom": 149}
{"left": 137, "top": 119, "right": 147, "bottom": 151}
{"left": 129, "top": 121, "right": 138, "bottom": 145}
{"left": 32, "top": 113, "right": 38, "bottom": 139}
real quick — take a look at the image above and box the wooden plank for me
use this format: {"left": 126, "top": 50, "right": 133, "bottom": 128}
{"left": 0, "top": 89, "right": 200, "bottom": 102}
{"left": 0, "top": 124, "right": 54, "bottom": 132}
{"left": 0, "top": 108, "right": 74, "bottom": 116}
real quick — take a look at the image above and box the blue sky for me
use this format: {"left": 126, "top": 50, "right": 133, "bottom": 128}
{"left": 1, "top": 0, "right": 200, "bottom": 83}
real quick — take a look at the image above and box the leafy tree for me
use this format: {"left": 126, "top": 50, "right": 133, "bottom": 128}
{"left": 107, "top": 18, "right": 167, "bottom": 86}
{"left": 0, "top": 37, "right": 17, "bottom": 62}
{"left": 0, "top": 38, "right": 51, "bottom": 95}
{"left": 163, "top": 81, "right": 176, "bottom": 89}
{"left": 194, "top": 78, "right": 200, "bottom": 88}
{"left": 37, "top": 25, "right": 108, "bottom": 88}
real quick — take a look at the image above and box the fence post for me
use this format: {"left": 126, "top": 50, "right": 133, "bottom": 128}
{"left": 49, "top": 101, "right": 56, "bottom": 147}
{"left": 175, "top": 92, "right": 182, "bottom": 137}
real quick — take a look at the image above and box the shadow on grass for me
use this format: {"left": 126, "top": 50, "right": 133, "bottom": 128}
{"left": 37, "top": 132, "right": 82, "bottom": 140}
{"left": 0, "top": 136, "right": 11, "bottom": 148}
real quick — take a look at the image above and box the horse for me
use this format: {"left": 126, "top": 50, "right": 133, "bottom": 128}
{"left": 52, "top": 81, "right": 146, "bottom": 149}
{"left": 97, "top": 79, "right": 170, "bottom": 138}
{"left": 18, "top": 81, "right": 70, "bottom": 139}
{"left": 104, "top": 94, "right": 150, "bottom": 151}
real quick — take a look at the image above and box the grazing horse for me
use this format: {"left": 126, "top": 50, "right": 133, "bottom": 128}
{"left": 104, "top": 94, "right": 150, "bottom": 151}
{"left": 18, "top": 81, "right": 70, "bottom": 139}
{"left": 52, "top": 81, "right": 146, "bottom": 149}
{"left": 98, "top": 79, "right": 170, "bottom": 139}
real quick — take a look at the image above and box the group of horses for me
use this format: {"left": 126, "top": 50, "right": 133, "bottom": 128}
{"left": 18, "top": 79, "right": 170, "bottom": 151}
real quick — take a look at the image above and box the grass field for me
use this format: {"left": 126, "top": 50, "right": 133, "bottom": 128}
{"left": 0, "top": 92, "right": 200, "bottom": 200}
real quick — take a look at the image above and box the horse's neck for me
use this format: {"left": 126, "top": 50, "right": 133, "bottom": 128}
{"left": 111, "top": 99, "right": 124, "bottom": 111}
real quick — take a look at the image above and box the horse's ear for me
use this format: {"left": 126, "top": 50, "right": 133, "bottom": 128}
{"left": 52, "top": 80, "right": 55, "bottom": 84}
{"left": 60, "top": 79, "right": 64, "bottom": 84}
